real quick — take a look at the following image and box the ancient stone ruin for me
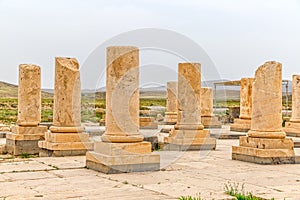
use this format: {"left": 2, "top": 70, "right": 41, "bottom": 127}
{"left": 232, "top": 61, "right": 296, "bottom": 164}
{"left": 38, "top": 57, "right": 93, "bottom": 156}
{"left": 284, "top": 75, "right": 300, "bottom": 136}
{"left": 200, "top": 87, "right": 221, "bottom": 128}
{"left": 165, "top": 81, "right": 178, "bottom": 125}
{"left": 163, "top": 63, "right": 216, "bottom": 151}
{"left": 6, "top": 64, "right": 48, "bottom": 155}
{"left": 230, "top": 78, "right": 254, "bottom": 132}
{"left": 86, "top": 46, "right": 160, "bottom": 173}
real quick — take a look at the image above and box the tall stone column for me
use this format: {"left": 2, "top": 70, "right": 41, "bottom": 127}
{"left": 200, "top": 87, "right": 221, "bottom": 128}
{"left": 165, "top": 82, "right": 178, "bottom": 125}
{"left": 230, "top": 78, "right": 254, "bottom": 132}
{"left": 284, "top": 75, "right": 300, "bottom": 136}
{"left": 86, "top": 46, "right": 160, "bottom": 173}
{"left": 38, "top": 57, "right": 93, "bottom": 157}
{"left": 163, "top": 63, "right": 216, "bottom": 151}
{"left": 232, "top": 61, "right": 295, "bottom": 164}
{"left": 6, "top": 64, "right": 48, "bottom": 155}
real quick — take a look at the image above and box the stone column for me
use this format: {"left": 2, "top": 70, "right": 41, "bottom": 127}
{"left": 284, "top": 75, "right": 300, "bottom": 136}
{"left": 232, "top": 61, "right": 295, "bottom": 164}
{"left": 163, "top": 63, "right": 216, "bottom": 151}
{"left": 6, "top": 64, "right": 48, "bottom": 155}
{"left": 165, "top": 82, "right": 178, "bottom": 125}
{"left": 38, "top": 57, "right": 93, "bottom": 157}
{"left": 201, "top": 87, "right": 221, "bottom": 128}
{"left": 230, "top": 78, "right": 254, "bottom": 132}
{"left": 86, "top": 46, "right": 160, "bottom": 173}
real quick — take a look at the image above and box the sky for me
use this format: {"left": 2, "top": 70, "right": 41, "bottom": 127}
{"left": 0, "top": 0, "right": 300, "bottom": 89}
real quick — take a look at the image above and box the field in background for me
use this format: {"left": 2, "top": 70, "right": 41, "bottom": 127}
{"left": 0, "top": 80, "right": 292, "bottom": 125}
{"left": 0, "top": 97, "right": 168, "bottom": 125}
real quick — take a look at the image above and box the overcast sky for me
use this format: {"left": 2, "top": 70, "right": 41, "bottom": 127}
{"left": 1, "top": 0, "right": 300, "bottom": 89}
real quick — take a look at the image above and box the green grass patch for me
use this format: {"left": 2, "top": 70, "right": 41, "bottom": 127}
{"left": 224, "top": 182, "right": 274, "bottom": 200}
{"left": 178, "top": 194, "right": 202, "bottom": 200}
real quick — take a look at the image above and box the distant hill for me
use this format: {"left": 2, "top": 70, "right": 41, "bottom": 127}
{"left": 0, "top": 81, "right": 53, "bottom": 98}
{"left": 0, "top": 79, "right": 292, "bottom": 100}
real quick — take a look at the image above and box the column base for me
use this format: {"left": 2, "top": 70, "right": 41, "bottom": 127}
{"left": 230, "top": 118, "right": 251, "bottom": 132}
{"left": 165, "top": 112, "right": 177, "bottom": 125}
{"left": 201, "top": 116, "right": 222, "bottom": 129}
{"left": 163, "top": 129, "right": 216, "bottom": 151}
{"left": 232, "top": 136, "right": 296, "bottom": 165}
{"left": 5, "top": 125, "right": 48, "bottom": 155}
{"left": 86, "top": 141, "right": 160, "bottom": 174}
{"left": 38, "top": 132, "right": 93, "bottom": 157}
{"left": 139, "top": 117, "right": 158, "bottom": 129}
{"left": 284, "top": 121, "right": 300, "bottom": 137}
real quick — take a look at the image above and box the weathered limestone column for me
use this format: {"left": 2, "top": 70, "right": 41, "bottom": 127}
{"left": 38, "top": 57, "right": 93, "bottom": 157}
{"left": 165, "top": 82, "right": 178, "bottom": 125}
{"left": 86, "top": 46, "right": 160, "bottom": 173}
{"left": 232, "top": 61, "right": 295, "bottom": 164}
{"left": 6, "top": 64, "right": 48, "bottom": 155}
{"left": 230, "top": 78, "right": 254, "bottom": 132}
{"left": 163, "top": 63, "right": 216, "bottom": 151}
{"left": 284, "top": 75, "right": 300, "bottom": 136}
{"left": 200, "top": 87, "right": 221, "bottom": 128}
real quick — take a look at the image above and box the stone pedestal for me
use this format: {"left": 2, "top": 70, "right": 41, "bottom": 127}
{"left": 232, "top": 61, "right": 296, "bottom": 164}
{"left": 165, "top": 82, "right": 178, "bottom": 125}
{"left": 230, "top": 78, "right": 254, "bottom": 132}
{"left": 86, "top": 46, "right": 160, "bottom": 173}
{"left": 39, "top": 57, "right": 92, "bottom": 157}
{"left": 200, "top": 87, "right": 221, "bottom": 128}
{"left": 163, "top": 63, "right": 216, "bottom": 151}
{"left": 139, "top": 117, "right": 158, "bottom": 129}
{"left": 284, "top": 75, "right": 300, "bottom": 136}
{"left": 6, "top": 64, "right": 48, "bottom": 155}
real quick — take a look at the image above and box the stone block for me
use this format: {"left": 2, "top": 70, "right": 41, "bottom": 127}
{"left": 239, "top": 136, "right": 294, "bottom": 150}
{"left": 284, "top": 122, "right": 300, "bottom": 137}
{"left": 232, "top": 146, "right": 295, "bottom": 158}
{"left": 139, "top": 121, "right": 158, "bottom": 129}
{"left": 11, "top": 125, "right": 48, "bottom": 135}
{"left": 45, "top": 132, "right": 89, "bottom": 143}
{"left": 38, "top": 140, "right": 93, "bottom": 151}
{"left": 232, "top": 153, "right": 297, "bottom": 165}
{"left": 94, "top": 141, "right": 152, "bottom": 156}
{"left": 86, "top": 151, "right": 160, "bottom": 174}
{"left": 168, "top": 129, "right": 210, "bottom": 139}
{"left": 39, "top": 149, "right": 88, "bottom": 157}
{"left": 230, "top": 118, "right": 251, "bottom": 132}
{"left": 6, "top": 133, "right": 44, "bottom": 141}
{"left": 139, "top": 117, "right": 154, "bottom": 122}
{"left": 6, "top": 139, "right": 42, "bottom": 155}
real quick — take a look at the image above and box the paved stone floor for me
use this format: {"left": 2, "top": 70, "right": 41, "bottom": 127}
{"left": 0, "top": 139, "right": 300, "bottom": 199}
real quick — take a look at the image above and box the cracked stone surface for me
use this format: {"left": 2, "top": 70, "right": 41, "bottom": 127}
{"left": 0, "top": 139, "right": 300, "bottom": 199}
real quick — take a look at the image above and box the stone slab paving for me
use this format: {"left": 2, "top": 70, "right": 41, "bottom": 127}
{"left": 0, "top": 139, "right": 300, "bottom": 199}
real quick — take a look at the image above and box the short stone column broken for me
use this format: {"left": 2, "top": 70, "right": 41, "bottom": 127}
{"left": 139, "top": 117, "right": 158, "bottom": 129}
{"left": 6, "top": 64, "right": 48, "bottom": 155}
{"left": 163, "top": 63, "right": 216, "bottom": 151}
{"left": 165, "top": 82, "right": 178, "bottom": 125}
{"left": 232, "top": 61, "right": 296, "bottom": 164}
{"left": 200, "top": 87, "right": 221, "bottom": 128}
{"left": 230, "top": 78, "right": 254, "bottom": 132}
{"left": 86, "top": 46, "right": 160, "bottom": 173}
{"left": 284, "top": 75, "right": 300, "bottom": 136}
{"left": 38, "top": 57, "right": 93, "bottom": 157}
